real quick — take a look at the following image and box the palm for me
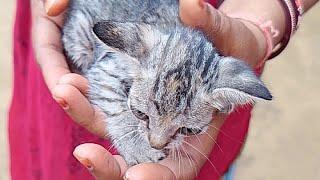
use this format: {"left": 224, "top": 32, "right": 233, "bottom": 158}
{"left": 33, "top": 0, "right": 107, "bottom": 137}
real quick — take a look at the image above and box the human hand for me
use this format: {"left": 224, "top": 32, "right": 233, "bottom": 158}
{"left": 32, "top": 0, "right": 106, "bottom": 137}
{"left": 39, "top": 0, "right": 268, "bottom": 138}
{"left": 44, "top": 0, "right": 275, "bottom": 68}
{"left": 39, "top": 0, "right": 265, "bottom": 179}
{"left": 179, "top": 0, "right": 270, "bottom": 68}
{"left": 73, "top": 114, "right": 226, "bottom": 180}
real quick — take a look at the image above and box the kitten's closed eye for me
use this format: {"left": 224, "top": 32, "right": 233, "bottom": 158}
{"left": 179, "top": 127, "right": 202, "bottom": 136}
{"left": 132, "top": 109, "right": 149, "bottom": 121}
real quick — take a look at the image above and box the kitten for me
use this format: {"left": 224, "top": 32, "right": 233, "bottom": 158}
{"left": 62, "top": 0, "right": 272, "bottom": 166}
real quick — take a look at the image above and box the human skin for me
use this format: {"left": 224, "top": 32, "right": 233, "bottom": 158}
{"left": 32, "top": 0, "right": 318, "bottom": 179}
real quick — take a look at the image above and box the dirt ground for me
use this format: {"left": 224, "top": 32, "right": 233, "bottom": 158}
{"left": 0, "top": 2, "right": 319, "bottom": 180}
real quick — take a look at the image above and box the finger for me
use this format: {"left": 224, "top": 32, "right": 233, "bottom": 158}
{"left": 179, "top": 0, "right": 220, "bottom": 32}
{"left": 159, "top": 155, "right": 198, "bottom": 179}
{"left": 52, "top": 83, "right": 107, "bottom": 137}
{"left": 33, "top": 14, "right": 70, "bottom": 91}
{"left": 73, "top": 143, "right": 128, "bottom": 180}
{"left": 125, "top": 163, "right": 176, "bottom": 180}
{"left": 45, "top": 0, "right": 70, "bottom": 16}
{"left": 186, "top": 114, "right": 226, "bottom": 160}
{"left": 179, "top": 0, "right": 266, "bottom": 66}
{"left": 179, "top": 0, "right": 233, "bottom": 55}
{"left": 58, "top": 73, "right": 89, "bottom": 95}
{"left": 179, "top": 0, "right": 207, "bottom": 27}
{"left": 33, "top": 1, "right": 107, "bottom": 136}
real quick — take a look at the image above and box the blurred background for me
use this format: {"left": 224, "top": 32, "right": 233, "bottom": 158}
{"left": 0, "top": 1, "right": 319, "bottom": 180}
{"left": 0, "top": 0, "right": 15, "bottom": 179}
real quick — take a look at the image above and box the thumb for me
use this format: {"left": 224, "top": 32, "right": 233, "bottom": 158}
{"left": 179, "top": 0, "right": 222, "bottom": 34}
{"left": 45, "top": 0, "right": 70, "bottom": 16}
{"left": 125, "top": 163, "right": 176, "bottom": 180}
{"left": 179, "top": 0, "right": 265, "bottom": 66}
{"left": 73, "top": 143, "right": 128, "bottom": 180}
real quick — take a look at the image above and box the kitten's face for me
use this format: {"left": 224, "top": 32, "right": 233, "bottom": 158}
{"left": 126, "top": 34, "right": 218, "bottom": 150}
{"left": 128, "top": 78, "right": 214, "bottom": 150}
{"left": 93, "top": 21, "right": 272, "bottom": 152}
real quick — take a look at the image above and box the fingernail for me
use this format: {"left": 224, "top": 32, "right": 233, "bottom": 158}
{"left": 53, "top": 97, "right": 69, "bottom": 110}
{"left": 123, "top": 172, "right": 130, "bottom": 180}
{"left": 199, "top": 0, "right": 206, "bottom": 9}
{"left": 81, "top": 158, "right": 94, "bottom": 172}
{"left": 45, "top": 0, "right": 57, "bottom": 14}
{"left": 73, "top": 148, "right": 94, "bottom": 172}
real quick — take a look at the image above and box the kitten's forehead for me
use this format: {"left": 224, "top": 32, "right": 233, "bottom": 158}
{"left": 152, "top": 72, "right": 193, "bottom": 116}
{"left": 151, "top": 57, "right": 196, "bottom": 116}
{"left": 143, "top": 28, "right": 218, "bottom": 117}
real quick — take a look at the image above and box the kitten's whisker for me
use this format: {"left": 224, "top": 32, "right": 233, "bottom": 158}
{"left": 181, "top": 146, "right": 198, "bottom": 177}
{"left": 108, "top": 130, "right": 142, "bottom": 151}
{"left": 202, "top": 131, "right": 224, "bottom": 154}
{"left": 173, "top": 146, "right": 177, "bottom": 162}
{"left": 194, "top": 126, "right": 224, "bottom": 154}
{"left": 199, "top": 122, "right": 243, "bottom": 143}
{"left": 177, "top": 147, "right": 182, "bottom": 178}
{"left": 182, "top": 140, "right": 221, "bottom": 177}
{"left": 124, "top": 124, "right": 141, "bottom": 127}
{"left": 171, "top": 147, "right": 175, "bottom": 162}
{"left": 130, "top": 131, "right": 142, "bottom": 144}
{"left": 110, "top": 125, "right": 141, "bottom": 130}
{"left": 192, "top": 131, "right": 203, "bottom": 148}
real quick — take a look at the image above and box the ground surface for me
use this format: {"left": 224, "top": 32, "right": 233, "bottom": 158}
{"left": 0, "top": 2, "right": 319, "bottom": 180}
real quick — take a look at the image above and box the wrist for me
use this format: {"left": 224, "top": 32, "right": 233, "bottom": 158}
{"left": 226, "top": 16, "right": 268, "bottom": 67}
{"left": 238, "top": 19, "right": 269, "bottom": 67}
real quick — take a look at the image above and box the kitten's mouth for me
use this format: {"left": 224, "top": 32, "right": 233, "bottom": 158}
{"left": 163, "top": 148, "right": 170, "bottom": 156}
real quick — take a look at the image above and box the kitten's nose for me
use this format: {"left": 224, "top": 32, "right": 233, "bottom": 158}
{"left": 149, "top": 135, "right": 169, "bottom": 150}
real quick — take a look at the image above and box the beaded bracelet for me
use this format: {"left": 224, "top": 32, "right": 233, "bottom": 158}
{"left": 268, "top": 0, "right": 303, "bottom": 59}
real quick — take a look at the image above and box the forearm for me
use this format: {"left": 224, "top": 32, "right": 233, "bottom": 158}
{"left": 302, "top": 0, "right": 319, "bottom": 12}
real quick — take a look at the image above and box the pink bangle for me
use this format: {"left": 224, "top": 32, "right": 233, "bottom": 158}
{"left": 284, "top": 0, "right": 299, "bottom": 36}
{"left": 295, "top": 0, "right": 304, "bottom": 28}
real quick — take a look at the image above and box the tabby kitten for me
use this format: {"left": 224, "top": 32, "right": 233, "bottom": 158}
{"left": 62, "top": 0, "right": 272, "bottom": 165}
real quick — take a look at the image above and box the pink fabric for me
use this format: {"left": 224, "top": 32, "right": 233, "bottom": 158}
{"left": 9, "top": 0, "right": 260, "bottom": 179}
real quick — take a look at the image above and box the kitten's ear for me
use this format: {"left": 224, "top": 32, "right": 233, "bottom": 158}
{"left": 93, "top": 21, "right": 155, "bottom": 57}
{"left": 206, "top": 57, "right": 272, "bottom": 113}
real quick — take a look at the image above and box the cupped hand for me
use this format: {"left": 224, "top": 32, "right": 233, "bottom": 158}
{"left": 37, "top": 0, "right": 267, "bottom": 179}
{"left": 73, "top": 114, "right": 226, "bottom": 180}
{"left": 32, "top": 0, "right": 107, "bottom": 137}
{"left": 179, "top": 0, "right": 268, "bottom": 67}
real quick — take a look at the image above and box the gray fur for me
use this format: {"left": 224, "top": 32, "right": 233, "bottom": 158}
{"left": 62, "top": 0, "right": 272, "bottom": 165}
